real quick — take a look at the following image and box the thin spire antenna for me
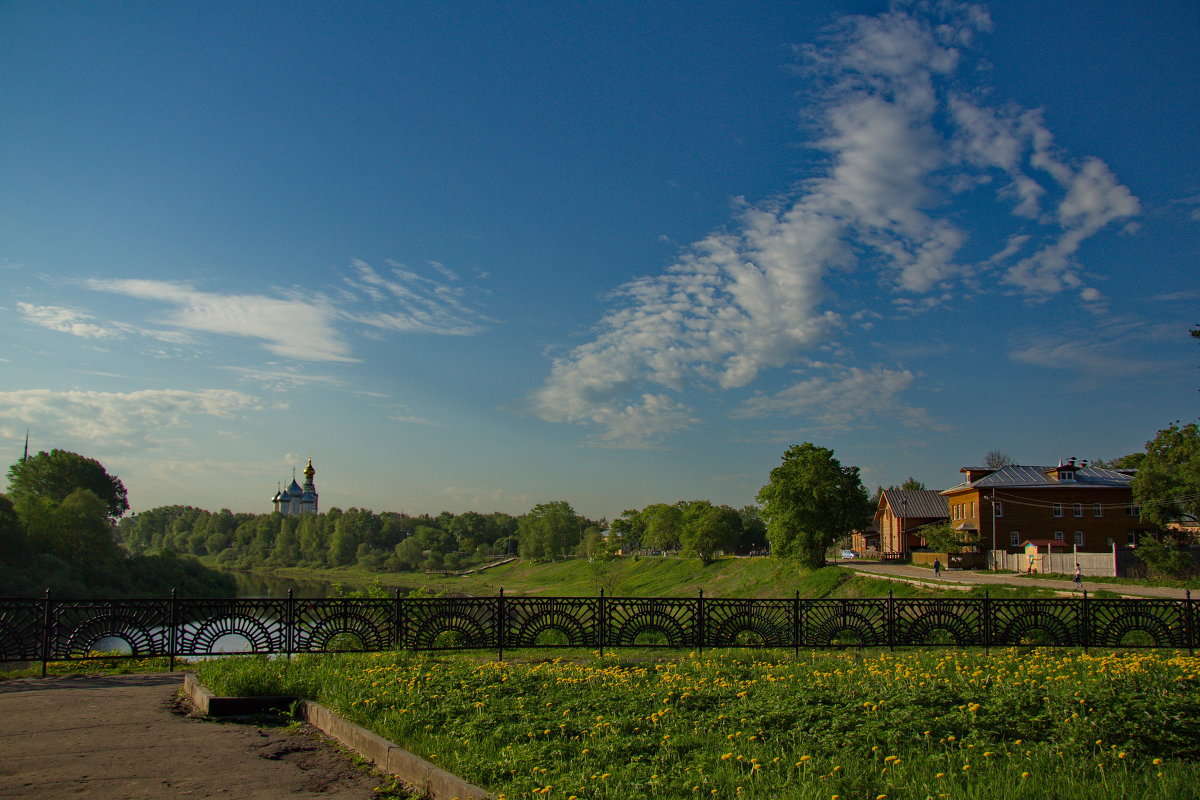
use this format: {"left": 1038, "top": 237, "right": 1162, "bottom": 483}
{"left": 22, "top": 429, "right": 29, "bottom": 462}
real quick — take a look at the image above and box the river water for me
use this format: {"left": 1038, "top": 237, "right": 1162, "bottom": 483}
{"left": 228, "top": 571, "right": 347, "bottom": 598}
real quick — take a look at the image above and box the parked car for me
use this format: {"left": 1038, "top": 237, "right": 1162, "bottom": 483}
{"left": 840, "top": 549, "right": 857, "bottom": 559}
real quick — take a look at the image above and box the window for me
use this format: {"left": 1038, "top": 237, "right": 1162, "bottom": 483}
{"left": 970, "top": 501, "right": 976, "bottom": 519}
{"left": 994, "top": 500, "right": 1003, "bottom": 518}
{"left": 1127, "top": 503, "right": 1139, "bottom": 516}
{"left": 1128, "top": 530, "right": 1139, "bottom": 546}
{"left": 1009, "top": 531, "right": 1020, "bottom": 546}
{"left": 1074, "top": 531, "right": 1084, "bottom": 546}
{"left": 1106, "top": 537, "right": 1114, "bottom": 548}
{"left": 1052, "top": 503, "right": 1063, "bottom": 518}
{"left": 1073, "top": 503, "right": 1083, "bottom": 517}
{"left": 1058, "top": 469, "right": 1076, "bottom": 482}
{"left": 1053, "top": 530, "right": 1065, "bottom": 541}
{"left": 1093, "top": 503, "right": 1103, "bottom": 518}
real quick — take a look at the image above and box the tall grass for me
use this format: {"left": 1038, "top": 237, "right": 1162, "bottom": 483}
{"left": 197, "top": 647, "right": 1200, "bottom": 799}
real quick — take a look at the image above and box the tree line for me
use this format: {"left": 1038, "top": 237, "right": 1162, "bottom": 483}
{"left": 1, "top": 449, "right": 234, "bottom": 597}
{"left": 116, "top": 504, "right": 527, "bottom": 573}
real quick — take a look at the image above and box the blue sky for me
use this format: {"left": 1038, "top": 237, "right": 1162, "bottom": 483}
{"left": 2, "top": 1, "right": 1197, "bottom": 521}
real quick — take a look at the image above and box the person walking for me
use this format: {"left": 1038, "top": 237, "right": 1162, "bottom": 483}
{"left": 1073, "top": 564, "right": 1083, "bottom": 590}
{"left": 933, "top": 558, "right": 941, "bottom": 578}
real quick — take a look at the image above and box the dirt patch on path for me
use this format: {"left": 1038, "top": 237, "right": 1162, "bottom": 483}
{"left": 0, "top": 673, "right": 401, "bottom": 799}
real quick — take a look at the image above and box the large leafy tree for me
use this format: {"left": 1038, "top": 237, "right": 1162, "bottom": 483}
{"left": 518, "top": 500, "right": 585, "bottom": 561}
{"left": 756, "top": 443, "right": 873, "bottom": 569}
{"left": 1133, "top": 421, "right": 1200, "bottom": 531}
{"left": 677, "top": 501, "right": 739, "bottom": 565}
{"left": 7, "top": 449, "right": 129, "bottom": 520}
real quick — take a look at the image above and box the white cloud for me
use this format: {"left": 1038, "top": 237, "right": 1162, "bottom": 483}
{"left": 223, "top": 365, "right": 346, "bottom": 392}
{"left": 340, "top": 260, "right": 489, "bottom": 336}
{"left": 528, "top": 0, "right": 1138, "bottom": 447}
{"left": 18, "top": 303, "right": 127, "bottom": 340}
{"left": 0, "top": 388, "right": 263, "bottom": 446}
{"left": 732, "top": 364, "right": 934, "bottom": 431}
{"left": 85, "top": 279, "right": 357, "bottom": 362}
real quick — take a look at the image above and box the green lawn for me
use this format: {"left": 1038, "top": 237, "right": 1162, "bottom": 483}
{"left": 227, "top": 558, "right": 1069, "bottom": 600}
{"left": 197, "top": 647, "right": 1200, "bottom": 799}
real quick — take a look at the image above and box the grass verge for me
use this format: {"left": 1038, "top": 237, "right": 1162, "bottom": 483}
{"left": 196, "top": 647, "right": 1200, "bottom": 799}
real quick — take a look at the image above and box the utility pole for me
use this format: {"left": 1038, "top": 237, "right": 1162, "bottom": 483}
{"left": 990, "top": 488, "right": 997, "bottom": 570}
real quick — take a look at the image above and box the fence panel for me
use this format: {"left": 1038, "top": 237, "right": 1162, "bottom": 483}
{"left": 0, "top": 593, "right": 1193, "bottom": 667}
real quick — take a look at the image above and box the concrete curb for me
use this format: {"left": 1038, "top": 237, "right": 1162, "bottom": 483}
{"left": 182, "top": 673, "right": 493, "bottom": 800}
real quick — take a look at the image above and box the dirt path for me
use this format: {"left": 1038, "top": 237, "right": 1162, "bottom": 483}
{"left": 0, "top": 673, "right": 391, "bottom": 799}
{"left": 839, "top": 560, "right": 1191, "bottom": 598}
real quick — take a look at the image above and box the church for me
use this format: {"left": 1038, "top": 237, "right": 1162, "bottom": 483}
{"left": 272, "top": 457, "right": 319, "bottom": 515}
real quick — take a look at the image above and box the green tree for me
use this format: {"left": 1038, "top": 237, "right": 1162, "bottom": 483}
{"left": 736, "top": 505, "right": 768, "bottom": 552}
{"left": 756, "top": 443, "right": 873, "bottom": 569}
{"left": 518, "top": 501, "right": 584, "bottom": 560}
{"left": 917, "top": 521, "right": 979, "bottom": 553}
{"left": 678, "top": 501, "right": 739, "bottom": 565}
{"left": 609, "top": 508, "right": 646, "bottom": 551}
{"left": 0, "top": 494, "right": 27, "bottom": 557}
{"left": 1133, "top": 421, "right": 1200, "bottom": 530}
{"left": 7, "top": 449, "right": 129, "bottom": 519}
{"left": 15, "top": 488, "right": 122, "bottom": 566}
{"left": 1092, "top": 453, "right": 1145, "bottom": 470}
{"left": 641, "top": 504, "right": 683, "bottom": 552}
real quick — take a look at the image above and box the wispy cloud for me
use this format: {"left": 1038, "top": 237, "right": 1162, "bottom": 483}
{"left": 341, "top": 260, "right": 490, "bottom": 336}
{"left": 528, "top": 0, "right": 1137, "bottom": 447}
{"left": 1008, "top": 317, "right": 1178, "bottom": 378}
{"left": 18, "top": 302, "right": 127, "bottom": 340}
{"left": 223, "top": 365, "right": 346, "bottom": 392}
{"left": 732, "top": 364, "right": 935, "bottom": 431}
{"left": 85, "top": 279, "right": 357, "bottom": 362}
{"left": 65, "top": 261, "right": 489, "bottom": 363}
{"left": 0, "top": 388, "right": 263, "bottom": 446}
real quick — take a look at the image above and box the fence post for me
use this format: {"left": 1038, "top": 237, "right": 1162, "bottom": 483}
{"left": 887, "top": 591, "right": 894, "bottom": 652}
{"left": 286, "top": 589, "right": 295, "bottom": 660}
{"left": 982, "top": 590, "right": 990, "bottom": 655}
{"left": 40, "top": 588, "right": 51, "bottom": 677}
{"left": 793, "top": 590, "right": 800, "bottom": 659}
{"left": 598, "top": 589, "right": 605, "bottom": 659}
{"left": 697, "top": 588, "right": 704, "bottom": 655}
{"left": 1186, "top": 589, "right": 1194, "bottom": 656}
{"left": 497, "top": 588, "right": 505, "bottom": 662}
{"left": 168, "top": 588, "right": 178, "bottom": 672}
{"left": 1081, "top": 589, "right": 1089, "bottom": 652}
{"left": 394, "top": 588, "right": 403, "bottom": 652}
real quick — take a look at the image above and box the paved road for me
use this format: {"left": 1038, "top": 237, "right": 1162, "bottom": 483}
{"left": 0, "top": 673, "right": 387, "bottom": 799}
{"left": 838, "top": 560, "right": 1192, "bottom": 599}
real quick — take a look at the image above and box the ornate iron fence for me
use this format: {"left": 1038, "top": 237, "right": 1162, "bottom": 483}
{"left": 1, "top": 589, "right": 1194, "bottom": 674}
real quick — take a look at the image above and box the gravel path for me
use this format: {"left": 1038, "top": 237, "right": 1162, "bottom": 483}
{"left": 839, "top": 560, "right": 1192, "bottom": 598}
{"left": 0, "top": 673, "right": 389, "bottom": 800}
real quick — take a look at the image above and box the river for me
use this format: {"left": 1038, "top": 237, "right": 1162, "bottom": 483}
{"left": 228, "top": 570, "right": 344, "bottom": 598}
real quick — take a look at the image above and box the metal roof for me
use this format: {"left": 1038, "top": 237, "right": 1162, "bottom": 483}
{"left": 941, "top": 465, "right": 1134, "bottom": 493}
{"left": 879, "top": 489, "right": 949, "bottom": 519}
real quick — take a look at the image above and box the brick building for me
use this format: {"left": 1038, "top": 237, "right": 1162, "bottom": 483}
{"left": 940, "top": 459, "right": 1154, "bottom": 559}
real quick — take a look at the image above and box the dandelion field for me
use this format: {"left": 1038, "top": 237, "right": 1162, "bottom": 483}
{"left": 196, "top": 648, "right": 1200, "bottom": 800}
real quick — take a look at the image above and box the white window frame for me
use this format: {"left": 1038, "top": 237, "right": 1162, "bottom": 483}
{"left": 1052, "top": 503, "right": 1063, "bottom": 518}
{"left": 1073, "top": 503, "right": 1083, "bottom": 517}
{"left": 994, "top": 500, "right": 1003, "bottom": 518}
{"left": 1093, "top": 503, "right": 1103, "bottom": 518}
{"left": 1074, "top": 531, "right": 1084, "bottom": 546}
{"left": 1053, "top": 530, "right": 1065, "bottom": 541}
{"left": 1009, "top": 531, "right": 1020, "bottom": 546}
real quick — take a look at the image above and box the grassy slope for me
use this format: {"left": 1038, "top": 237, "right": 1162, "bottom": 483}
{"left": 237, "top": 557, "right": 1060, "bottom": 599}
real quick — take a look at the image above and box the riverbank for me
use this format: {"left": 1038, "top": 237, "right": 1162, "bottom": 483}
{"left": 210, "top": 557, "right": 1076, "bottom": 600}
